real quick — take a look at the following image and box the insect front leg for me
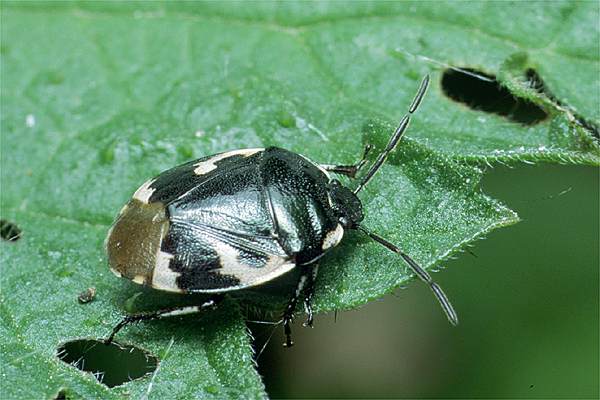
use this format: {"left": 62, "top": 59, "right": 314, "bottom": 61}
{"left": 105, "top": 295, "right": 223, "bottom": 345}
{"left": 282, "top": 264, "right": 318, "bottom": 347}
{"left": 319, "top": 145, "right": 373, "bottom": 178}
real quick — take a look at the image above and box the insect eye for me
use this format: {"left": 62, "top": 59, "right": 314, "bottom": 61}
{"left": 329, "top": 181, "right": 364, "bottom": 227}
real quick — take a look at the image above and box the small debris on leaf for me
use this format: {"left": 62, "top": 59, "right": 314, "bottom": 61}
{"left": 78, "top": 287, "right": 96, "bottom": 304}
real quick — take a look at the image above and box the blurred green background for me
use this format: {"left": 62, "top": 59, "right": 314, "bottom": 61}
{"left": 256, "top": 164, "right": 599, "bottom": 398}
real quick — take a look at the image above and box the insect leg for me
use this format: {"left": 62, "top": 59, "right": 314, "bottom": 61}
{"left": 319, "top": 145, "right": 373, "bottom": 178}
{"left": 282, "top": 266, "right": 315, "bottom": 347}
{"left": 357, "top": 225, "right": 459, "bottom": 325}
{"left": 104, "top": 295, "right": 223, "bottom": 345}
{"left": 302, "top": 264, "right": 319, "bottom": 327}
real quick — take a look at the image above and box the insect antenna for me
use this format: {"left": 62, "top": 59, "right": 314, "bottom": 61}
{"left": 357, "top": 225, "right": 458, "bottom": 325}
{"left": 354, "top": 75, "right": 430, "bottom": 194}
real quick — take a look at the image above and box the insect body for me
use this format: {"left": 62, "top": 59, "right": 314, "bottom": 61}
{"left": 105, "top": 76, "right": 458, "bottom": 346}
{"left": 108, "top": 147, "right": 345, "bottom": 293}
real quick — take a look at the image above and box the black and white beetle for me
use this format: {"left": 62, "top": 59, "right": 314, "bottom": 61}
{"left": 105, "top": 76, "right": 458, "bottom": 347}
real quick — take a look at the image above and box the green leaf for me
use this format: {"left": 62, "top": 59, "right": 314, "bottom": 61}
{"left": 1, "top": 2, "right": 598, "bottom": 399}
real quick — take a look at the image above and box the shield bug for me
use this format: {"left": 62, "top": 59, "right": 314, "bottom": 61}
{"left": 105, "top": 75, "right": 458, "bottom": 346}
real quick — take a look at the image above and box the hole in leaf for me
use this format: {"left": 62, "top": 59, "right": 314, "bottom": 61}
{"left": 441, "top": 68, "right": 548, "bottom": 124}
{"left": 525, "top": 68, "right": 599, "bottom": 140}
{"left": 0, "top": 219, "right": 22, "bottom": 241}
{"left": 54, "top": 389, "right": 68, "bottom": 400}
{"left": 57, "top": 339, "right": 158, "bottom": 388}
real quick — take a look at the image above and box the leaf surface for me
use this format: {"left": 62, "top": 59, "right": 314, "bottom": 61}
{"left": 1, "top": 2, "right": 598, "bottom": 398}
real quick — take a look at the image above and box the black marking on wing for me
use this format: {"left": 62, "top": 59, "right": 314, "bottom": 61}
{"left": 166, "top": 153, "right": 277, "bottom": 241}
{"left": 147, "top": 157, "right": 207, "bottom": 205}
{"left": 148, "top": 152, "right": 260, "bottom": 205}
{"left": 170, "top": 157, "right": 255, "bottom": 205}
{"left": 161, "top": 214, "right": 289, "bottom": 292}
{"left": 161, "top": 222, "right": 241, "bottom": 291}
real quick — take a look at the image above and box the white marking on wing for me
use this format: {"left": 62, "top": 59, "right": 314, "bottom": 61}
{"left": 193, "top": 148, "right": 263, "bottom": 176}
{"left": 151, "top": 251, "right": 183, "bottom": 291}
{"left": 211, "top": 240, "right": 295, "bottom": 289}
{"left": 132, "top": 179, "right": 156, "bottom": 204}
